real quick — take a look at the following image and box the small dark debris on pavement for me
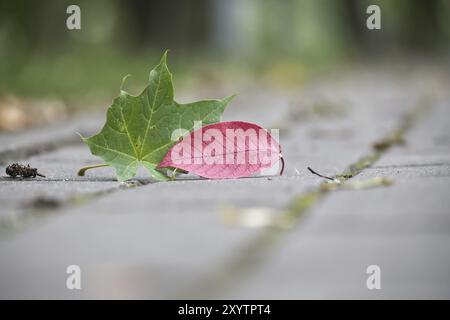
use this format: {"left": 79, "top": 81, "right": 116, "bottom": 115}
{"left": 24, "top": 196, "right": 62, "bottom": 210}
{"left": 307, "top": 166, "right": 335, "bottom": 181}
{"left": 5, "top": 163, "right": 46, "bottom": 178}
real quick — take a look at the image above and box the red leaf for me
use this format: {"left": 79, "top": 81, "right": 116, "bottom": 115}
{"left": 158, "top": 121, "right": 282, "bottom": 179}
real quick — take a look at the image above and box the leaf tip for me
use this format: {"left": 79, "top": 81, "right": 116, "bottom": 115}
{"left": 223, "top": 93, "right": 238, "bottom": 105}
{"left": 161, "top": 49, "right": 170, "bottom": 63}
{"left": 76, "top": 131, "right": 86, "bottom": 141}
{"left": 120, "top": 74, "right": 132, "bottom": 91}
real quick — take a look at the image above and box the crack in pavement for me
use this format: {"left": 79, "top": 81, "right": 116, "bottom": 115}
{"left": 370, "top": 163, "right": 450, "bottom": 169}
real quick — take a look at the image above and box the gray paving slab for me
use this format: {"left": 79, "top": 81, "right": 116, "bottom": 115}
{"left": 0, "top": 145, "right": 120, "bottom": 221}
{"left": 222, "top": 234, "right": 450, "bottom": 299}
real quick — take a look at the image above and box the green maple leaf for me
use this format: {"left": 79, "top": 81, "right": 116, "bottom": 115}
{"left": 80, "top": 51, "right": 234, "bottom": 182}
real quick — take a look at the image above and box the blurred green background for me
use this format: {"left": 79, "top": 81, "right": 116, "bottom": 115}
{"left": 0, "top": 0, "right": 449, "bottom": 107}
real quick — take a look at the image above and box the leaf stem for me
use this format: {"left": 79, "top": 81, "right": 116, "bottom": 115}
{"left": 78, "top": 164, "right": 110, "bottom": 176}
{"left": 279, "top": 156, "right": 285, "bottom": 175}
{"left": 307, "top": 166, "right": 335, "bottom": 181}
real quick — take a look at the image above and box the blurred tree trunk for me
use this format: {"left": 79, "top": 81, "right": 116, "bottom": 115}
{"left": 119, "top": 0, "right": 212, "bottom": 51}
{"left": 341, "top": 0, "right": 442, "bottom": 55}
{"left": 402, "top": 0, "right": 441, "bottom": 51}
